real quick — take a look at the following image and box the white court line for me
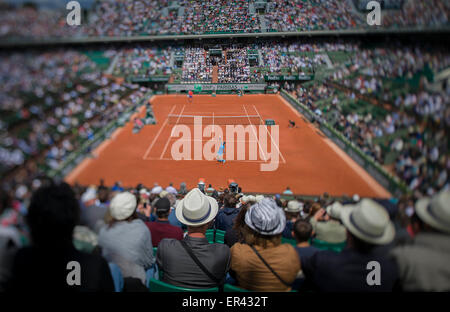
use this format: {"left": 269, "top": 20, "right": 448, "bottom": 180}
{"left": 253, "top": 105, "right": 287, "bottom": 164}
{"left": 159, "top": 138, "right": 260, "bottom": 143}
{"left": 142, "top": 105, "right": 176, "bottom": 160}
{"left": 160, "top": 105, "right": 186, "bottom": 159}
{"left": 145, "top": 157, "right": 274, "bottom": 163}
{"left": 242, "top": 104, "right": 268, "bottom": 162}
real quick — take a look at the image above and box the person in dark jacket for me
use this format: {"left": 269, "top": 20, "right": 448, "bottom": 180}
{"left": 6, "top": 182, "right": 114, "bottom": 292}
{"left": 157, "top": 189, "right": 230, "bottom": 289}
{"left": 214, "top": 193, "right": 240, "bottom": 232}
{"left": 302, "top": 199, "right": 399, "bottom": 292}
{"left": 224, "top": 195, "right": 256, "bottom": 247}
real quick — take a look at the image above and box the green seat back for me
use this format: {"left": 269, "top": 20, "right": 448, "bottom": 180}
{"left": 281, "top": 237, "right": 297, "bottom": 246}
{"left": 205, "top": 229, "right": 226, "bottom": 244}
{"left": 224, "top": 284, "right": 250, "bottom": 292}
{"left": 153, "top": 247, "right": 157, "bottom": 256}
{"left": 148, "top": 279, "right": 218, "bottom": 292}
{"left": 312, "top": 239, "right": 346, "bottom": 252}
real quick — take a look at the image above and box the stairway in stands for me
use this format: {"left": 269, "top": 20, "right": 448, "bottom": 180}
{"left": 212, "top": 66, "right": 218, "bottom": 83}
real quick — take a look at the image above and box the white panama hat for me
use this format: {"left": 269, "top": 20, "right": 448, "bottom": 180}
{"left": 175, "top": 188, "right": 219, "bottom": 227}
{"left": 326, "top": 202, "right": 344, "bottom": 219}
{"left": 285, "top": 200, "right": 303, "bottom": 213}
{"left": 340, "top": 199, "right": 395, "bottom": 245}
{"left": 415, "top": 190, "right": 450, "bottom": 234}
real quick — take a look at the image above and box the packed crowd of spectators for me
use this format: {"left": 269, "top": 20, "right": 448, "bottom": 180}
{"left": 0, "top": 49, "right": 153, "bottom": 213}
{"left": 218, "top": 49, "right": 251, "bottom": 83}
{"left": 382, "top": 0, "right": 449, "bottom": 29}
{"left": 293, "top": 42, "right": 449, "bottom": 198}
{"left": 1, "top": 177, "right": 449, "bottom": 292}
{"left": 0, "top": 51, "right": 102, "bottom": 177}
{"left": 260, "top": 43, "right": 327, "bottom": 76}
{"left": 264, "top": 0, "right": 361, "bottom": 32}
{"left": 113, "top": 47, "right": 173, "bottom": 78}
{"left": 1, "top": 0, "right": 449, "bottom": 39}
{"left": 181, "top": 48, "right": 212, "bottom": 82}
{"left": 331, "top": 46, "right": 450, "bottom": 122}
{"left": 178, "top": 0, "right": 260, "bottom": 34}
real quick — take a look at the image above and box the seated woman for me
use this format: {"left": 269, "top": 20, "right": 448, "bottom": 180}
{"left": 230, "top": 198, "right": 301, "bottom": 291}
{"left": 98, "top": 192, "right": 155, "bottom": 286}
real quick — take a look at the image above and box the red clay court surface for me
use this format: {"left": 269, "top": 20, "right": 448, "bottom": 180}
{"left": 66, "top": 94, "right": 390, "bottom": 198}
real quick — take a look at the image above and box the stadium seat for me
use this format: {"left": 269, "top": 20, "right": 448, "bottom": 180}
{"left": 153, "top": 247, "right": 157, "bottom": 256}
{"left": 281, "top": 237, "right": 297, "bottom": 246}
{"left": 312, "top": 239, "right": 346, "bottom": 252}
{"left": 205, "top": 229, "right": 225, "bottom": 244}
{"left": 148, "top": 278, "right": 219, "bottom": 292}
{"left": 224, "top": 284, "right": 250, "bottom": 292}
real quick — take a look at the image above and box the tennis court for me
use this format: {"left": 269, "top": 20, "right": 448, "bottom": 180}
{"left": 65, "top": 94, "right": 390, "bottom": 197}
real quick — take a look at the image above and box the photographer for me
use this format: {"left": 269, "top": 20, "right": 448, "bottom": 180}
{"left": 309, "top": 202, "right": 346, "bottom": 244}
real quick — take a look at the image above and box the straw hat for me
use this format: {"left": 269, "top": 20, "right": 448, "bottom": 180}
{"left": 285, "top": 200, "right": 303, "bottom": 213}
{"left": 340, "top": 199, "right": 395, "bottom": 245}
{"left": 175, "top": 188, "right": 218, "bottom": 226}
{"left": 326, "top": 202, "right": 343, "bottom": 219}
{"left": 415, "top": 190, "right": 450, "bottom": 234}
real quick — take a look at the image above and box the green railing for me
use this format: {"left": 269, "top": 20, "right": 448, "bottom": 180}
{"left": 280, "top": 90, "right": 409, "bottom": 197}
{"left": 3, "top": 27, "right": 449, "bottom": 48}
{"left": 47, "top": 92, "right": 153, "bottom": 179}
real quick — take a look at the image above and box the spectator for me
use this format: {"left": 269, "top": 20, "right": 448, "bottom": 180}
{"left": 80, "top": 187, "right": 107, "bottom": 233}
{"left": 230, "top": 198, "right": 300, "bottom": 291}
{"left": 157, "top": 188, "right": 230, "bottom": 289}
{"left": 215, "top": 193, "right": 240, "bottom": 232}
{"left": 309, "top": 202, "right": 347, "bottom": 243}
{"left": 98, "top": 192, "right": 155, "bottom": 286}
{"left": 391, "top": 190, "right": 450, "bottom": 291}
{"left": 6, "top": 182, "right": 114, "bottom": 292}
{"left": 178, "top": 182, "right": 188, "bottom": 195}
{"left": 283, "top": 186, "right": 293, "bottom": 195}
{"left": 291, "top": 220, "right": 320, "bottom": 291}
{"left": 166, "top": 193, "right": 185, "bottom": 229}
{"left": 282, "top": 200, "right": 303, "bottom": 239}
{"left": 165, "top": 183, "right": 178, "bottom": 195}
{"left": 302, "top": 199, "right": 399, "bottom": 292}
{"left": 146, "top": 197, "right": 183, "bottom": 247}
{"left": 224, "top": 195, "right": 256, "bottom": 248}
{"left": 206, "top": 184, "right": 215, "bottom": 196}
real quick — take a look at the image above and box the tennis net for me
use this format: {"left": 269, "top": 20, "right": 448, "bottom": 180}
{"left": 167, "top": 114, "right": 262, "bottom": 125}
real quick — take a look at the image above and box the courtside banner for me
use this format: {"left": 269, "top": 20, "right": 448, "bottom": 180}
{"left": 264, "top": 75, "right": 313, "bottom": 81}
{"left": 166, "top": 83, "right": 267, "bottom": 92}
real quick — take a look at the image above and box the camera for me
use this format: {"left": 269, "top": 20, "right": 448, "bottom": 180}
{"left": 229, "top": 182, "right": 240, "bottom": 194}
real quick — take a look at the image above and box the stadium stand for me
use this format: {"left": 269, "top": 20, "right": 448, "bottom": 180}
{"left": 0, "top": 0, "right": 449, "bottom": 295}
{"left": 0, "top": 0, "right": 448, "bottom": 39}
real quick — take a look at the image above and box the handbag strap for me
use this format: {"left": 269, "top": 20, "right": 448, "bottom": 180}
{"left": 179, "top": 240, "right": 224, "bottom": 291}
{"left": 248, "top": 244, "right": 291, "bottom": 287}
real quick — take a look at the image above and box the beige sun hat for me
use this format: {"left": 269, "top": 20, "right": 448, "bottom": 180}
{"left": 326, "top": 202, "right": 344, "bottom": 219}
{"left": 415, "top": 190, "right": 450, "bottom": 234}
{"left": 285, "top": 200, "right": 303, "bottom": 213}
{"left": 255, "top": 195, "right": 264, "bottom": 203}
{"left": 175, "top": 188, "right": 219, "bottom": 227}
{"left": 109, "top": 192, "right": 137, "bottom": 221}
{"left": 159, "top": 190, "right": 169, "bottom": 198}
{"left": 340, "top": 198, "right": 395, "bottom": 245}
{"left": 241, "top": 195, "right": 256, "bottom": 204}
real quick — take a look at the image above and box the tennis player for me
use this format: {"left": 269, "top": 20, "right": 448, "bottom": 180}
{"left": 187, "top": 90, "right": 193, "bottom": 103}
{"left": 216, "top": 139, "right": 226, "bottom": 164}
